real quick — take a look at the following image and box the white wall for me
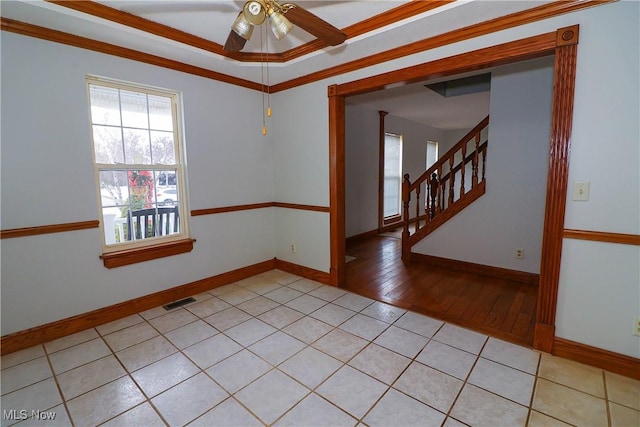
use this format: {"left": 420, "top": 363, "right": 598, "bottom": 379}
{"left": 413, "top": 57, "right": 553, "bottom": 274}
{"left": 1, "top": 33, "right": 276, "bottom": 335}
{"left": 345, "top": 104, "right": 379, "bottom": 238}
{"left": 344, "top": 104, "right": 446, "bottom": 238}
{"left": 271, "top": 1, "right": 640, "bottom": 357}
{"left": 270, "top": 84, "right": 331, "bottom": 269}
{"left": 555, "top": 0, "right": 640, "bottom": 357}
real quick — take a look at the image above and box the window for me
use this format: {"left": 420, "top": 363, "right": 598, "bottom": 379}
{"left": 87, "top": 76, "right": 189, "bottom": 255}
{"left": 426, "top": 140, "right": 439, "bottom": 169}
{"left": 383, "top": 132, "right": 403, "bottom": 219}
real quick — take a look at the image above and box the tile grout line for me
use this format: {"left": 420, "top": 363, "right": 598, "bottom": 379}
{"left": 4, "top": 271, "right": 636, "bottom": 426}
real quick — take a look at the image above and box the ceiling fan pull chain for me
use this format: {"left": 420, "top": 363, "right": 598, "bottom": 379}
{"left": 266, "top": 23, "right": 272, "bottom": 118}
{"left": 260, "top": 24, "right": 267, "bottom": 136}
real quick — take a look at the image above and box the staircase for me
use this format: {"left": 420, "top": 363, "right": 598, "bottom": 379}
{"left": 401, "top": 115, "right": 489, "bottom": 259}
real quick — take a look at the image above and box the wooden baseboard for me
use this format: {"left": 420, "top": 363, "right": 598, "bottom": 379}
{"left": 345, "top": 229, "right": 378, "bottom": 245}
{"left": 0, "top": 259, "right": 277, "bottom": 355}
{"left": 534, "top": 322, "right": 555, "bottom": 352}
{"left": 553, "top": 337, "right": 640, "bottom": 380}
{"left": 0, "top": 258, "right": 336, "bottom": 356}
{"left": 411, "top": 252, "right": 539, "bottom": 285}
{"left": 274, "top": 259, "right": 331, "bottom": 285}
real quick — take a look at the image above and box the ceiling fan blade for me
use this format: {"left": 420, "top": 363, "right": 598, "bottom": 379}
{"left": 284, "top": 4, "right": 347, "bottom": 46}
{"left": 223, "top": 30, "right": 248, "bottom": 52}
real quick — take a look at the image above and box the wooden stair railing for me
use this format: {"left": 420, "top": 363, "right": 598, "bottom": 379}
{"left": 402, "top": 115, "right": 489, "bottom": 259}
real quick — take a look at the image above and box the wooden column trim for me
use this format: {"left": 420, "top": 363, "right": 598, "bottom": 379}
{"left": 328, "top": 85, "right": 346, "bottom": 287}
{"left": 534, "top": 25, "right": 580, "bottom": 353}
{"left": 378, "top": 111, "right": 389, "bottom": 233}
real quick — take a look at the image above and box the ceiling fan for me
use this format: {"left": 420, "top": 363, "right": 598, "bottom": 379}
{"left": 223, "top": 0, "right": 348, "bottom": 52}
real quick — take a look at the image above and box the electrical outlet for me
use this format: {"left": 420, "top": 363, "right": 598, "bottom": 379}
{"left": 633, "top": 316, "right": 640, "bottom": 337}
{"left": 290, "top": 244, "right": 296, "bottom": 253}
{"left": 572, "top": 182, "right": 590, "bottom": 201}
{"left": 515, "top": 248, "right": 524, "bottom": 259}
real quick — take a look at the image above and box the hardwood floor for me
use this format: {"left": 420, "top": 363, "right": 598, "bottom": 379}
{"left": 342, "top": 235, "right": 538, "bottom": 347}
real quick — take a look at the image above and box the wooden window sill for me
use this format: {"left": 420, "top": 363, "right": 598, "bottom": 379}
{"left": 383, "top": 215, "right": 402, "bottom": 226}
{"left": 100, "top": 238, "right": 196, "bottom": 268}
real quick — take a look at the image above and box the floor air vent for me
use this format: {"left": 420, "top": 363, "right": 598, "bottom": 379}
{"left": 163, "top": 297, "right": 196, "bottom": 310}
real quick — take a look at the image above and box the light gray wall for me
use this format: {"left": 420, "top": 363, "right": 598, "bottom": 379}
{"left": 1, "top": 32, "right": 276, "bottom": 335}
{"left": 270, "top": 1, "right": 639, "bottom": 357}
{"left": 413, "top": 57, "right": 554, "bottom": 274}
{"left": 345, "top": 105, "right": 379, "bottom": 238}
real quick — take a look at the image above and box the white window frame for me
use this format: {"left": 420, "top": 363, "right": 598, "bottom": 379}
{"left": 87, "top": 75, "right": 190, "bottom": 253}
{"left": 383, "top": 132, "right": 403, "bottom": 220}
{"left": 426, "top": 140, "right": 439, "bottom": 169}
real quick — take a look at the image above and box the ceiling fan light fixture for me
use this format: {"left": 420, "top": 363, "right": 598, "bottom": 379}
{"left": 268, "top": 10, "right": 293, "bottom": 40}
{"left": 231, "top": 12, "right": 254, "bottom": 40}
{"left": 243, "top": 0, "right": 267, "bottom": 25}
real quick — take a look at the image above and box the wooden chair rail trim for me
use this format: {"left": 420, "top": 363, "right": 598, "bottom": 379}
{"left": 100, "top": 238, "right": 196, "bottom": 268}
{"left": 191, "top": 202, "right": 275, "bottom": 216}
{"left": 272, "top": 202, "right": 331, "bottom": 213}
{"left": 553, "top": 337, "right": 640, "bottom": 381}
{"left": 0, "top": 220, "right": 99, "bottom": 239}
{"left": 1, "top": 202, "right": 330, "bottom": 239}
{"left": 192, "top": 202, "right": 330, "bottom": 216}
{"left": 0, "top": 258, "right": 278, "bottom": 355}
{"left": 410, "top": 252, "right": 540, "bottom": 286}
{"left": 2, "top": 1, "right": 612, "bottom": 94}
{"left": 563, "top": 229, "right": 640, "bottom": 246}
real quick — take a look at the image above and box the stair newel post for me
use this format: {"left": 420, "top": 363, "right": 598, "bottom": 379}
{"left": 472, "top": 133, "right": 480, "bottom": 188}
{"left": 460, "top": 142, "right": 467, "bottom": 196}
{"left": 402, "top": 174, "right": 411, "bottom": 260}
{"left": 448, "top": 156, "right": 455, "bottom": 206}
{"left": 429, "top": 173, "right": 438, "bottom": 220}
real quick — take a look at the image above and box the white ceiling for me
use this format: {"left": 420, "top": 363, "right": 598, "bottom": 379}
{"left": 347, "top": 79, "right": 491, "bottom": 130}
{"left": 1, "top": 0, "right": 555, "bottom": 130}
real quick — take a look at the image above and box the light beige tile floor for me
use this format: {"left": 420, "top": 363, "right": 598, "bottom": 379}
{"left": 1, "top": 270, "right": 639, "bottom": 427}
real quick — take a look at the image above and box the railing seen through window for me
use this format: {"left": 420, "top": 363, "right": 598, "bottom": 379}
{"left": 88, "top": 76, "right": 188, "bottom": 250}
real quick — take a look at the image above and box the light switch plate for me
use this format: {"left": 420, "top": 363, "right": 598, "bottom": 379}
{"left": 572, "top": 182, "right": 590, "bottom": 201}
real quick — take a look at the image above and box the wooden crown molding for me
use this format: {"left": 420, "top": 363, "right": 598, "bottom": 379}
{"left": 2, "top": 1, "right": 612, "bottom": 94}
{"left": 271, "top": 1, "right": 611, "bottom": 93}
{"left": 48, "top": 0, "right": 453, "bottom": 63}
{"left": 0, "top": 18, "right": 263, "bottom": 92}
